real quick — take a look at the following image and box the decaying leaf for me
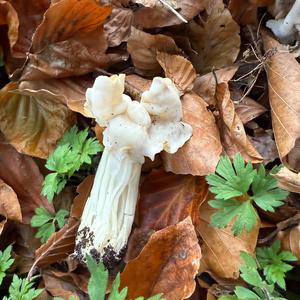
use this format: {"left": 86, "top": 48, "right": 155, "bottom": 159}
{"left": 275, "top": 167, "right": 300, "bottom": 193}
{"left": 127, "top": 27, "right": 181, "bottom": 76}
{"left": 156, "top": 51, "right": 196, "bottom": 95}
{"left": 162, "top": 92, "right": 222, "bottom": 175}
{"left": 121, "top": 217, "right": 201, "bottom": 300}
{"left": 262, "top": 30, "right": 300, "bottom": 171}
{"left": 197, "top": 200, "right": 259, "bottom": 279}
{"left": 0, "top": 143, "right": 54, "bottom": 223}
{"left": 216, "top": 82, "right": 263, "bottom": 163}
{"left": 133, "top": 0, "right": 205, "bottom": 28}
{"left": 186, "top": 0, "right": 240, "bottom": 74}
{"left": 21, "top": 0, "right": 112, "bottom": 80}
{"left": 278, "top": 225, "right": 300, "bottom": 262}
{"left": 0, "top": 82, "right": 76, "bottom": 158}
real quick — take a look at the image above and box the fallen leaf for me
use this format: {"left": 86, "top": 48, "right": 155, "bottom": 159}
{"left": 0, "top": 82, "right": 76, "bottom": 158}
{"left": 156, "top": 51, "right": 196, "bottom": 95}
{"left": 0, "top": 142, "right": 54, "bottom": 223}
{"left": 126, "top": 169, "right": 207, "bottom": 260}
{"left": 124, "top": 74, "right": 151, "bottom": 100}
{"left": 262, "top": 30, "right": 300, "bottom": 171}
{"left": 193, "top": 66, "right": 238, "bottom": 106}
{"left": 19, "top": 76, "right": 94, "bottom": 117}
{"left": 20, "top": 0, "right": 112, "bottom": 80}
{"left": 275, "top": 167, "right": 300, "bottom": 193}
{"left": 133, "top": 0, "right": 205, "bottom": 28}
{"left": 186, "top": 0, "right": 240, "bottom": 74}
{"left": 216, "top": 82, "right": 263, "bottom": 163}
{"left": 162, "top": 92, "right": 222, "bottom": 175}
{"left": 197, "top": 200, "right": 259, "bottom": 279}
{"left": 127, "top": 27, "right": 181, "bottom": 76}
{"left": 104, "top": 7, "right": 133, "bottom": 47}
{"left": 121, "top": 217, "right": 201, "bottom": 300}
{"left": 32, "top": 217, "right": 79, "bottom": 268}
{"left": 278, "top": 225, "right": 300, "bottom": 262}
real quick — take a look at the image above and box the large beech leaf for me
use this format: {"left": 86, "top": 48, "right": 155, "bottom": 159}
{"left": 278, "top": 225, "right": 300, "bottom": 262}
{"left": 216, "top": 82, "right": 263, "bottom": 163}
{"left": 20, "top": 0, "right": 112, "bottom": 80}
{"left": 126, "top": 169, "right": 208, "bottom": 260}
{"left": 121, "top": 217, "right": 201, "bottom": 300}
{"left": 127, "top": 27, "right": 181, "bottom": 76}
{"left": 186, "top": 0, "right": 240, "bottom": 74}
{"left": 0, "top": 143, "right": 54, "bottom": 223}
{"left": 133, "top": 0, "right": 205, "bottom": 28}
{"left": 262, "top": 31, "right": 300, "bottom": 171}
{"left": 197, "top": 200, "right": 259, "bottom": 279}
{"left": 162, "top": 92, "right": 222, "bottom": 175}
{"left": 0, "top": 82, "right": 76, "bottom": 158}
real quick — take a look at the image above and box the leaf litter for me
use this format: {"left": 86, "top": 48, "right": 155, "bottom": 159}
{"left": 0, "top": 0, "right": 300, "bottom": 299}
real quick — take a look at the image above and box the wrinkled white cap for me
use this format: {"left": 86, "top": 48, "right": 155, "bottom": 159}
{"left": 85, "top": 74, "right": 192, "bottom": 163}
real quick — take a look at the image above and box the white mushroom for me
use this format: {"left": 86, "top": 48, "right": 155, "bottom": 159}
{"left": 75, "top": 74, "right": 192, "bottom": 267}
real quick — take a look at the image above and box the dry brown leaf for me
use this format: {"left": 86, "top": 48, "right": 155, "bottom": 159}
{"left": 229, "top": 0, "right": 273, "bottom": 25}
{"left": 33, "top": 218, "right": 79, "bottom": 268}
{"left": 0, "top": 82, "right": 76, "bottom": 158}
{"left": 162, "top": 92, "right": 222, "bottom": 176}
{"left": 127, "top": 27, "right": 181, "bottom": 76}
{"left": 133, "top": 0, "right": 205, "bottom": 28}
{"left": 124, "top": 74, "right": 151, "bottom": 100}
{"left": 121, "top": 217, "right": 201, "bottom": 300}
{"left": 278, "top": 225, "right": 300, "bottom": 262}
{"left": 156, "top": 51, "right": 196, "bottom": 95}
{"left": 262, "top": 30, "right": 300, "bottom": 171}
{"left": 186, "top": 0, "right": 240, "bottom": 74}
{"left": 0, "top": 142, "right": 54, "bottom": 222}
{"left": 20, "top": 0, "right": 112, "bottom": 80}
{"left": 235, "top": 97, "right": 267, "bottom": 124}
{"left": 193, "top": 66, "right": 238, "bottom": 106}
{"left": 126, "top": 169, "right": 207, "bottom": 260}
{"left": 104, "top": 7, "right": 133, "bottom": 47}
{"left": 216, "top": 82, "right": 263, "bottom": 163}
{"left": 19, "top": 76, "right": 93, "bottom": 117}
{"left": 197, "top": 200, "right": 259, "bottom": 279}
{"left": 275, "top": 167, "right": 300, "bottom": 193}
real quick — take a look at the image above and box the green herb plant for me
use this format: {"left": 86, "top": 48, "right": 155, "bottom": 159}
{"left": 42, "top": 126, "right": 103, "bottom": 202}
{"left": 206, "top": 153, "right": 288, "bottom": 235}
{"left": 31, "top": 207, "right": 69, "bottom": 243}
{"left": 0, "top": 245, "right": 14, "bottom": 286}
{"left": 219, "top": 242, "right": 296, "bottom": 300}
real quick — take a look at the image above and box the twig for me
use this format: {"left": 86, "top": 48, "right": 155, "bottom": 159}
{"left": 159, "top": 0, "right": 188, "bottom": 23}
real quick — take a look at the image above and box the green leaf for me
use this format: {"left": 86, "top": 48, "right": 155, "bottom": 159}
{"left": 109, "top": 273, "right": 127, "bottom": 300}
{"left": 234, "top": 286, "right": 262, "bottom": 300}
{"left": 55, "top": 209, "right": 69, "bottom": 228}
{"left": 206, "top": 153, "right": 256, "bottom": 200}
{"left": 86, "top": 256, "right": 108, "bottom": 300}
{"left": 41, "top": 173, "right": 59, "bottom": 202}
{"left": 256, "top": 240, "right": 297, "bottom": 289}
{"left": 4, "top": 274, "right": 43, "bottom": 300}
{"left": 0, "top": 245, "right": 14, "bottom": 286}
{"left": 31, "top": 208, "right": 54, "bottom": 227}
{"left": 209, "top": 199, "right": 258, "bottom": 236}
{"left": 218, "top": 295, "right": 238, "bottom": 300}
{"left": 35, "top": 222, "right": 55, "bottom": 243}
{"left": 251, "top": 165, "right": 288, "bottom": 212}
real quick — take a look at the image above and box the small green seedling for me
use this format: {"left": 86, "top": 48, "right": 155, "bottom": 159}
{"left": 256, "top": 240, "right": 297, "bottom": 290}
{"left": 219, "top": 249, "right": 290, "bottom": 300}
{"left": 86, "top": 256, "right": 163, "bottom": 300}
{"left": 3, "top": 275, "right": 43, "bottom": 300}
{"left": 31, "top": 207, "right": 69, "bottom": 243}
{"left": 206, "top": 153, "right": 288, "bottom": 235}
{"left": 0, "top": 245, "right": 14, "bottom": 286}
{"left": 42, "top": 126, "right": 103, "bottom": 202}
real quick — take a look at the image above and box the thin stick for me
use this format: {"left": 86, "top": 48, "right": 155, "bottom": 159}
{"left": 159, "top": 0, "right": 188, "bottom": 23}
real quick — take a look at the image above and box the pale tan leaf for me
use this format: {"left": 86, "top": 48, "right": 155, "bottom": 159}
{"left": 0, "top": 82, "right": 76, "bottom": 158}
{"left": 278, "top": 225, "right": 300, "bottom": 262}
{"left": 156, "top": 51, "right": 196, "bottom": 95}
{"left": 275, "top": 167, "right": 300, "bottom": 193}
{"left": 262, "top": 30, "right": 300, "bottom": 171}
{"left": 162, "top": 92, "right": 222, "bottom": 175}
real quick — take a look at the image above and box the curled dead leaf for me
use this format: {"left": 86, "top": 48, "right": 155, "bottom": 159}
{"left": 216, "top": 82, "right": 263, "bottom": 163}
{"left": 262, "top": 30, "right": 300, "bottom": 171}
{"left": 278, "top": 225, "right": 300, "bottom": 262}
{"left": 275, "top": 167, "right": 300, "bottom": 193}
{"left": 0, "top": 82, "right": 76, "bottom": 158}
{"left": 197, "top": 201, "right": 259, "bottom": 279}
{"left": 121, "top": 217, "right": 201, "bottom": 300}
{"left": 162, "top": 92, "right": 222, "bottom": 176}
{"left": 156, "top": 51, "right": 196, "bottom": 95}
{"left": 127, "top": 27, "right": 181, "bottom": 76}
